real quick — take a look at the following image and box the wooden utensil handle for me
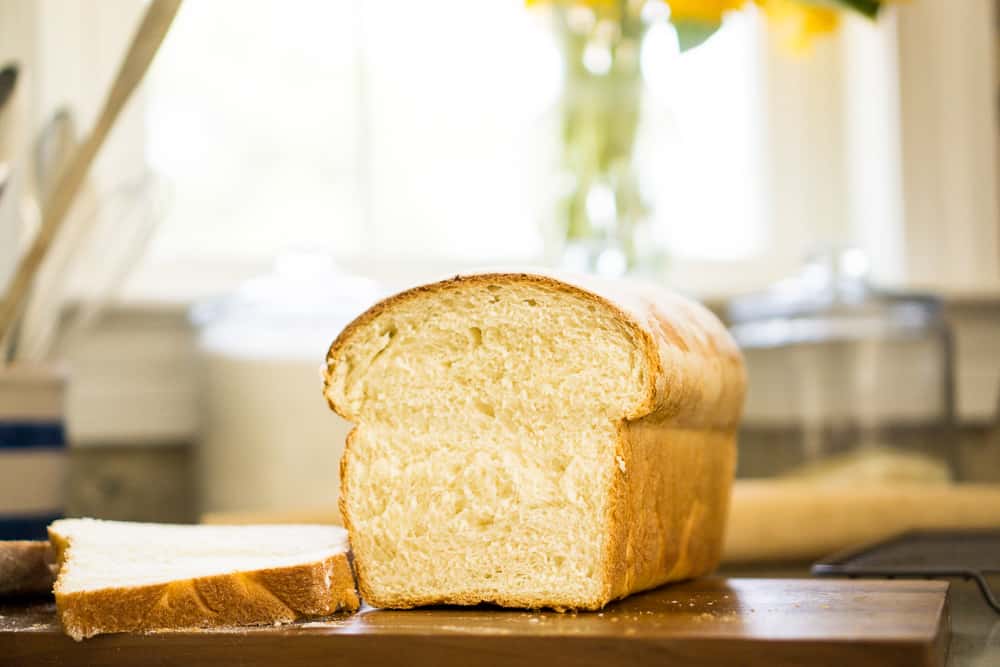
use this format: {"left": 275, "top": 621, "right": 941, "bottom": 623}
{"left": 0, "top": 0, "right": 182, "bottom": 343}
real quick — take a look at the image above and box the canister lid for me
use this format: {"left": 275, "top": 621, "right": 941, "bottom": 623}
{"left": 191, "top": 251, "right": 382, "bottom": 360}
{"left": 728, "top": 248, "right": 945, "bottom": 348}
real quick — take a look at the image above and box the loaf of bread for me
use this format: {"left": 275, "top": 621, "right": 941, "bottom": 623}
{"left": 323, "top": 272, "right": 746, "bottom": 610}
{"left": 49, "top": 519, "right": 359, "bottom": 640}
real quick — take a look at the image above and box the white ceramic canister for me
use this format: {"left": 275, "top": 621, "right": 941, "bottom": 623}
{"left": 193, "top": 254, "right": 381, "bottom": 518}
{"left": 0, "top": 364, "right": 67, "bottom": 539}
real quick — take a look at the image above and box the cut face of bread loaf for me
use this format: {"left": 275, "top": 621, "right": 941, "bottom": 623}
{"left": 323, "top": 272, "right": 745, "bottom": 610}
{"left": 49, "top": 519, "right": 359, "bottom": 640}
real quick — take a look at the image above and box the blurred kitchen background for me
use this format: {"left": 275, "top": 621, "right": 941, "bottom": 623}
{"left": 1, "top": 0, "right": 999, "bottom": 535}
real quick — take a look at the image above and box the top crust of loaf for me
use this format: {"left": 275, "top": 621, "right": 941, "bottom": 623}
{"left": 323, "top": 272, "right": 744, "bottom": 430}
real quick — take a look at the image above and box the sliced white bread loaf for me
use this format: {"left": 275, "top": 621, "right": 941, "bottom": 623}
{"left": 49, "top": 519, "right": 359, "bottom": 640}
{"left": 323, "top": 272, "right": 746, "bottom": 610}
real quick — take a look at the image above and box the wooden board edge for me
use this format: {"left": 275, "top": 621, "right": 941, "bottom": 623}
{"left": 931, "top": 585, "right": 952, "bottom": 667}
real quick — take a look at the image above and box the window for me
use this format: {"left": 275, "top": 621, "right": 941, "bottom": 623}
{"left": 26, "top": 0, "right": 995, "bottom": 299}
{"left": 144, "top": 0, "right": 763, "bottom": 274}
{"left": 146, "top": 0, "right": 366, "bottom": 260}
{"left": 640, "top": 11, "right": 762, "bottom": 260}
{"left": 146, "top": 0, "right": 561, "bottom": 264}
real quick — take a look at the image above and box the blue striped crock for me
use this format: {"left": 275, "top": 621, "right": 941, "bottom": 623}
{"left": 0, "top": 365, "right": 66, "bottom": 539}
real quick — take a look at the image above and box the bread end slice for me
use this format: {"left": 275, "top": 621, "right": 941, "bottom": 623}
{"left": 49, "top": 519, "right": 359, "bottom": 640}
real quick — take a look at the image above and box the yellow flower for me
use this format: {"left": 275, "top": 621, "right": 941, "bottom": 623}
{"left": 525, "top": 0, "right": 617, "bottom": 8}
{"left": 756, "top": 0, "right": 840, "bottom": 53}
{"left": 525, "top": 0, "right": 625, "bottom": 20}
{"left": 665, "top": 0, "right": 746, "bottom": 23}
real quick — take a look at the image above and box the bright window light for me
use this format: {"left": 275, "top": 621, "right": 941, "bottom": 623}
{"left": 145, "top": 1, "right": 762, "bottom": 266}
{"left": 641, "top": 11, "right": 763, "bottom": 260}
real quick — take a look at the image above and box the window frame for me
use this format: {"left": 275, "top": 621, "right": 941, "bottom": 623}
{"left": 6, "top": 0, "right": 998, "bottom": 305}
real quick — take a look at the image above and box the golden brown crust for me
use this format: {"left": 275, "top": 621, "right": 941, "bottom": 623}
{"left": 603, "top": 423, "right": 736, "bottom": 604}
{"left": 0, "top": 541, "right": 55, "bottom": 596}
{"left": 628, "top": 287, "right": 746, "bottom": 429}
{"left": 51, "top": 543, "right": 359, "bottom": 641}
{"left": 53, "top": 553, "right": 359, "bottom": 641}
{"left": 324, "top": 272, "right": 744, "bottom": 427}
{"left": 337, "top": 427, "right": 378, "bottom": 606}
{"left": 599, "top": 286, "right": 744, "bottom": 605}
{"left": 326, "top": 272, "right": 745, "bottom": 610}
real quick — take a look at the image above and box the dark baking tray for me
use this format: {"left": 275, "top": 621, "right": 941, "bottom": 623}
{"left": 812, "top": 530, "right": 1000, "bottom": 612}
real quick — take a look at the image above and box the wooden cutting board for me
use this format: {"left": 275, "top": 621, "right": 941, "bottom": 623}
{"left": 0, "top": 578, "right": 949, "bottom": 667}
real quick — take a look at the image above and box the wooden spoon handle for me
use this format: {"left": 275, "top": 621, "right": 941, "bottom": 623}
{"left": 0, "top": 0, "right": 182, "bottom": 344}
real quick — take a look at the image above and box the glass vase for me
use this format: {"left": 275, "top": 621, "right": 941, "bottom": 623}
{"left": 550, "top": 5, "right": 664, "bottom": 278}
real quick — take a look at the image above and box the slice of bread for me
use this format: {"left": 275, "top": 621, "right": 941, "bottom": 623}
{"left": 49, "top": 519, "right": 359, "bottom": 640}
{"left": 323, "top": 272, "right": 746, "bottom": 610}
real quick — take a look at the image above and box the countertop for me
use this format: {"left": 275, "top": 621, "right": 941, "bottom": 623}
{"left": 0, "top": 568, "right": 991, "bottom": 665}
{"left": 722, "top": 565, "right": 1000, "bottom": 667}
{"left": 1, "top": 577, "right": 950, "bottom": 667}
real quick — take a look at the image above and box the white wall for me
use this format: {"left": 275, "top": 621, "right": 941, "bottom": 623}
{"left": 0, "top": 0, "right": 39, "bottom": 293}
{"left": 843, "top": 0, "right": 1000, "bottom": 293}
{"left": 895, "top": 0, "right": 999, "bottom": 292}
